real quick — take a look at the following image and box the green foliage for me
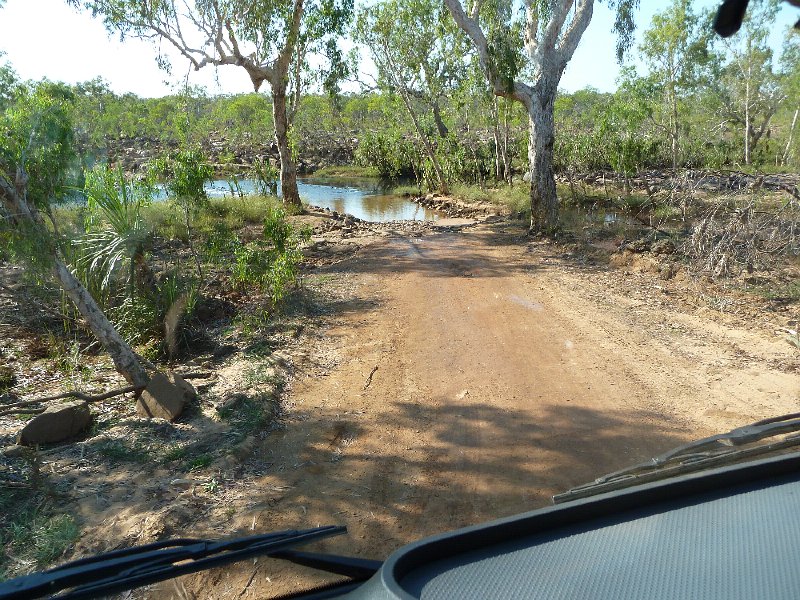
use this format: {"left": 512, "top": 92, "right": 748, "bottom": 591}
{"left": 0, "top": 80, "right": 77, "bottom": 209}
{"left": 232, "top": 206, "right": 310, "bottom": 302}
{"left": 600, "top": 74, "right": 663, "bottom": 177}
{"left": 0, "top": 78, "right": 79, "bottom": 274}
{"left": 0, "top": 58, "right": 19, "bottom": 112}
{"left": 355, "top": 131, "right": 419, "bottom": 179}
{"left": 250, "top": 157, "right": 279, "bottom": 196}
{"left": 433, "top": 135, "right": 494, "bottom": 186}
{"left": 201, "top": 204, "right": 309, "bottom": 305}
{"left": 486, "top": 21, "right": 523, "bottom": 94}
{"left": 355, "top": 0, "right": 468, "bottom": 112}
{"left": 606, "top": 0, "right": 643, "bottom": 63}
{"left": 152, "top": 149, "right": 213, "bottom": 213}
{"left": 356, "top": 129, "right": 494, "bottom": 189}
{"left": 69, "top": 165, "right": 198, "bottom": 349}
{"left": 72, "top": 164, "right": 153, "bottom": 302}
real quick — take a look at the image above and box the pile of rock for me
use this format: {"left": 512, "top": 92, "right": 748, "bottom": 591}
{"left": 11, "top": 371, "right": 197, "bottom": 448}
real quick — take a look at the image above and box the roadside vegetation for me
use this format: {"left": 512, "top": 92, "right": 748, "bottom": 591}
{"left": 1, "top": 0, "right": 799, "bottom": 584}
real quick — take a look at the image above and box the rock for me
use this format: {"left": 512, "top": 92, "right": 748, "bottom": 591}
{"left": 167, "top": 372, "right": 198, "bottom": 403}
{"left": 623, "top": 238, "right": 650, "bottom": 253}
{"left": 651, "top": 239, "right": 676, "bottom": 255}
{"left": 216, "top": 392, "right": 248, "bottom": 413}
{"left": 169, "top": 478, "right": 196, "bottom": 490}
{"left": 2, "top": 444, "right": 30, "bottom": 458}
{"left": 136, "top": 371, "right": 196, "bottom": 421}
{"left": 523, "top": 171, "right": 532, "bottom": 183}
{"left": 18, "top": 401, "right": 91, "bottom": 446}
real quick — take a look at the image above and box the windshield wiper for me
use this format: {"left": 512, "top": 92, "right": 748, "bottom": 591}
{"left": 554, "top": 412, "right": 800, "bottom": 504}
{"left": 0, "top": 525, "right": 381, "bottom": 600}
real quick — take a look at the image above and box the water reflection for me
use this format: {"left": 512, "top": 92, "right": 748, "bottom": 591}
{"left": 156, "top": 177, "right": 438, "bottom": 223}
{"left": 324, "top": 193, "right": 439, "bottom": 222}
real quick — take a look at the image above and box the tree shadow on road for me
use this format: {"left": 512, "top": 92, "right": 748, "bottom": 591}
{"left": 204, "top": 395, "right": 694, "bottom": 597}
{"left": 319, "top": 231, "right": 537, "bottom": 279}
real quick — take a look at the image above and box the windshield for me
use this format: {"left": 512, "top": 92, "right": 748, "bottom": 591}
{"left": 1, "top": 0, "right": 799, "bottom": 598}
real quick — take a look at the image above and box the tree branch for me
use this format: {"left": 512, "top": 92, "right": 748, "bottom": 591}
{"left": 557, "top": 0, "right": 594, "bottom": 73}
{"left": 0, "top": 385, "right": 137, "bottom": 417}
{"left": 443, "top": 0, "right": 534, "bottom": 109}
{"left": 541, "top": 0, "right": 574, "bottom": 53}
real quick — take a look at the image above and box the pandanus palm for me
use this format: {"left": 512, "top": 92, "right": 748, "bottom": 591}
{"left": 72, "top": 165, "right": 156, "bottom": 317}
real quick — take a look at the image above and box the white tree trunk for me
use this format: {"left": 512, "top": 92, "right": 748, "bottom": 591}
{"left": 782, "top": 108, "right": 799, "bottom": 165}
{"left": 444, "top": 0, "right": 594, "bottom": 231}
{"left": 527, "top": 87, "right": 559, "bottom": 230}
{"left": 272, "top": 82, "right": 301, "bottom": 208}
{"left": 52, "top": 259, "right": 150, "bottom": 387}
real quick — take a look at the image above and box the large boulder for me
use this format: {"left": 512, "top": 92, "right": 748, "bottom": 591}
{"left": 18, "top": 401, "right": 91, "bottom": 446}
{"left": 136, "top": 371, "right": 197, "bottom": 421}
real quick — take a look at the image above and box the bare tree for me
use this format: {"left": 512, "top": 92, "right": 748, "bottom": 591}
{"left": 444, "top": 0, "right": 638, "bottom": 231}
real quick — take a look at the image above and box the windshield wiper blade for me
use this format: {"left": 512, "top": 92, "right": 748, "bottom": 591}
{"left": 554, "top": 412, "right": 800, "bottom": 504}
{"left": 0, "top": 525, "right": 378, "bottom": 600}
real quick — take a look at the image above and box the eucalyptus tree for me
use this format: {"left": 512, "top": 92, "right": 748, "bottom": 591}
{"left": 0, "top": 55, "right": 17, "bottom": 111}
{"left": 709, "top": 0, "right": 784, "bottom": 165}
{"left": 777, "top": 33, "right": 800, "bottom": 165}
{"left": 0, "top": 80, "right": 150, "bottom": 387}
{"left": 355, "top": 0, "right": 470, "bottom": 194}
{"left": 444, "top": 0, "right": 639, "bottom": 231}
{"left": 70, "top": 0, "right": 353, "bottom": 209}
{"left": 640, "top": 0, "right": 709, "bottom": 170}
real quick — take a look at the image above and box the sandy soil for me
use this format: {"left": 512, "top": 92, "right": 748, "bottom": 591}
{"left": 158, "top": 220, "right": 799, "bottom": 598}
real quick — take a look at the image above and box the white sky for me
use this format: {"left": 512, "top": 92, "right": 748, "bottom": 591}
{"left": 0, "top": 0, "right": 798, "bottom": 98}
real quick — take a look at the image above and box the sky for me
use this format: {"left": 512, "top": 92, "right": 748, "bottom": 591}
{"left": 1, "top": 0, "right": 799, "bottom": 98}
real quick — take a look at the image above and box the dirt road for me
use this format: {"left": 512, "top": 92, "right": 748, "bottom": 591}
{"left": 180, "top": 221, "right": 799, "bottom": 598}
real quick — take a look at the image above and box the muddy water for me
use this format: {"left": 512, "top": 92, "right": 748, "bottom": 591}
{"left": 200, "top": 177, "right": 441, "bottom": 222}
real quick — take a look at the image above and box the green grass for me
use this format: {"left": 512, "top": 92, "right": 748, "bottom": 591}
{"left": 392, "top": 184, "right": 423, "bottom": 197}
{"left": 49, "top": 205, "right": 86, "bottom": 237}
{"left": 450, "top": 183, "right": 491, "bottom": 204}
{"left": 188, "top": 454, "right": 213, "bottom": 471}
{"left": 0, "top": 488, "right": 80, "bottom": 581}
{"left": 611, "top": 193, "right": 652, "bottom": 212}
{"left": 0, "top": 366, "right": 16, "bottom": 392}
{"left": 218, "top": 391, "right": 278, "bottom": 436}
{"left": 752, "top": 280, "right": 800, "bottom": 302}
{"left": 450, "top": 183, "right": 529, "bottom": 215}
{"left": 243, "top": 362, "right": 283, "bottom": 388}
{"left": 141, "top": 195, "right": 286, "bottom": 239}
{"left": 162, "top": 445, "right": 188, "bottom": 463}
{"left": 141, "top": 201, "right": 187, "bottom": 240}
{"left": 94, "top": 439, "right": 149, "bottom": 463}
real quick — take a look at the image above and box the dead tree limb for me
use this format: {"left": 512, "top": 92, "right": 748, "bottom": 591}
{"left": 363, "top": 366, "right": 378, "bottom": 390}
{"left": 0, "top": 385, "right": 137, "bottom": 417}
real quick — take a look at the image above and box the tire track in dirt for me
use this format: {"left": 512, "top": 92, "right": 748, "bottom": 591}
{"left": 179, "top": 222, "right": 799, "bottom": 599}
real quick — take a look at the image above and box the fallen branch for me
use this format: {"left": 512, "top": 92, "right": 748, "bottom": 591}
{"left": 0, "top": 385, "right": 137, "bottom": 417}
{"left": 363, "top": 365, "right": 378, "bottom": 390}
{"left": 0, "top": 481, "right": 32, "bottom": 489}
{"left": 0, "top": 407, "right": 47, "bottom": 416}
{"left": 179, "top": 371, "right": 214, "bottom": 380}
